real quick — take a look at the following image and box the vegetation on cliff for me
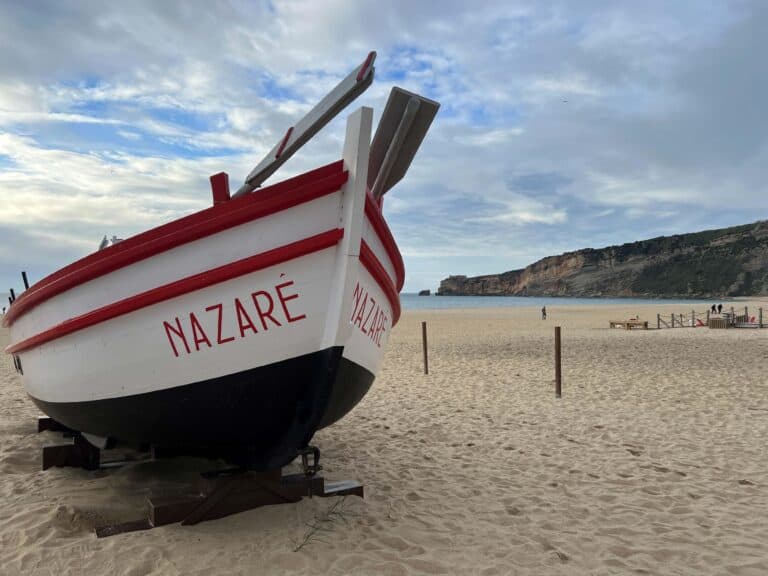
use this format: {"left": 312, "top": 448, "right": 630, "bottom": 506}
{"left": 438, "top": 221, "right": 768, "bottom": 298}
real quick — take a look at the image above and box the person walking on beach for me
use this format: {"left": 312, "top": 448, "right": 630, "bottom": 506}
{"left": 717, "top": 303, "right": 723, "bottom": 314}
{"left": 541, "top": 306, "right": 547, "bottom": 320}
{"left": 711, "top": 304, "right": 717, "bottom": 314}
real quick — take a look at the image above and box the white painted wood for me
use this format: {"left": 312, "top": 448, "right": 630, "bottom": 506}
{"left": 11, "top": 103, "right": 399, "bottom": 412}
{"left": 11, "top": 192, "right": 342, "bottom": 341}
{"left": 21, "top": 249, "right": 336, "bottom": 403}
{"left": 361, "top": 216, "right": 398, "bottom": 288}
{"left": 340, "top": 263, "right": 393, "bottom": 376}
{"left": 321, "top": 106, "right": 372, "bottom": 351}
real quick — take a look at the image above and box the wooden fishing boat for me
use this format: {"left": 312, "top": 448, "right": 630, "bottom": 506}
{"left": 4, "top": 52, "right": 439, "bottom": 470}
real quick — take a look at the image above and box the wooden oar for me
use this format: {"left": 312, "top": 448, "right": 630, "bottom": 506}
{"left": 232, "top": 51, "right": 376, "bottom": 198}
{"left": 367, "top": 87, "right": 440, "bottom": 200}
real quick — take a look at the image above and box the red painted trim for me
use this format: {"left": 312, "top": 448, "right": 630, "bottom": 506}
{"left": 359, "top": 240, "right": 401, "bottom": 326}
{"left": 5, "top": 161, "right": 347, "bottom": 328}
{"left": 356, "top": 51, "right": 376, "bottom": 82}
{"left": 209, "top": 172, "right": 231, "bottom": 205}
{"left": 364, "top": 192, "right": 405, "bottom": 292}
{"left": 7, "top": 229, "right": 344, "bottom": 354}
{"left": 275, "top": 126, "right": 294, "bottom": 159}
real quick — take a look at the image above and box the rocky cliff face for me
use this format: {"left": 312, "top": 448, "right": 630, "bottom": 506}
{"left": 438, "top": 221, "right": 768, "bottom": 298}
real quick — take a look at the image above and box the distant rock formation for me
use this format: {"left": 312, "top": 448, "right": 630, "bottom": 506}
{"left": 418, "top": 289, "right": 431, "bottom": 296}
{"left": 438, "top": 221, "right": 768, "bottom": 298}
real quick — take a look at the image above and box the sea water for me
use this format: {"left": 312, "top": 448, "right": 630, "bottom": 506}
{"left": 401, "top": 293, "right": 718, "bottom": 310}
{"left": 0, "top": 290, "right": 721, "bottom": 314}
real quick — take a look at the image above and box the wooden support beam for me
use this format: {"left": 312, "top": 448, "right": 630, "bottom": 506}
{"left": 37, "top": 416, "right": 75, "bottom": 434}
{"left": 96, "top": 467, "right": 364, "bottom": 537}
{"left": 42, "top": 435, "right": 100, "bottom": 471}
{"left": 554, "top": 326, "right": 562, "bottom": 398}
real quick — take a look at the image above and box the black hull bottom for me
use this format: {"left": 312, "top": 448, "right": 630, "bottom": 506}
{"left": 31, "top": 347, "right": 375, "bottom": 470}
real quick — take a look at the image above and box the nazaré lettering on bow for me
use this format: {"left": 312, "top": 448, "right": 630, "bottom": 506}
{"left": 349, "top": 281, "right": 389, "bottom": 348}
{"left": 162, "top": 278, "right": 306, "bottom": 358}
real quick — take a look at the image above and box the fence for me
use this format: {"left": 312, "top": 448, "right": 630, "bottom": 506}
{"left": 656, "top": 306, "right": 765, "bottom": 329}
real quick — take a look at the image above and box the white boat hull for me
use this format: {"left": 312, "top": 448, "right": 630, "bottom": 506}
{"left": 5, "top": 108, "right": 403, "bottom": 469}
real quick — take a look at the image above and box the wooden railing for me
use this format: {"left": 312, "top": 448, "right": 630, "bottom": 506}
{"left": 656, "top": 306, "right": 765, "bottom": 329}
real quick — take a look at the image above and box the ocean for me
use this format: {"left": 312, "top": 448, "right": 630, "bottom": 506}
{"left": 401, "top": 293, "right": 717, "bottom": 310}
{"left": 0, "top": 291, "right": 721, "bottom": 315}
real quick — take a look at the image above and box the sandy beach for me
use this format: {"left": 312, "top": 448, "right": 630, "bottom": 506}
{"left": 1, "top": 302, "right": 767, "bottom": 575}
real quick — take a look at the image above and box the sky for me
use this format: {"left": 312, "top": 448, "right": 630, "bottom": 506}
{"left": 0, "top": 1, "right": 766, "bottom": 293}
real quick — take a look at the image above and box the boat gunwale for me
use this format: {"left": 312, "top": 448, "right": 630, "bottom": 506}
{"left": 5, "top": 162, "right": 405, "bottom": 329}
{"left": 7, "top": 229, "right": 403, "bottom": 355}
{"left": 364, "top": 192, "right": 405, "bottom": 292}
{"left": 6, "top": 228, "right": 345, "bottom": 354}
{"left": 360, "top": 239, "right": 402, "bottom": 324}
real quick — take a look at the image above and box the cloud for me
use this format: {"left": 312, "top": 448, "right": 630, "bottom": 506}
{"left": 0, "top": 0, "right": 766, "bottom": 295}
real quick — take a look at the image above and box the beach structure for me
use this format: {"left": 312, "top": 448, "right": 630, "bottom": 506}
{"left": 609, "top": 319, "right": 648, "bottom": 330}
{"left": 3, "top": 52, "right": 439, "bottom": 527}
{"left": 654, "top": 306, "right": 765, "bottom": 329}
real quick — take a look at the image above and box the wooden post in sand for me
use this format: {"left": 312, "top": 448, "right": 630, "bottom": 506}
{"left": 706, "top": 310, "right": 710, "bottom": 325}
{"left": 554, "top": 326, "right": 562, "bottom": 398}
{"left": 744, "top": 306, "right": 749, "bottom": 320}
{"left": 691, "top": 310, "right": 695, "bottom": 327}
{"left": 671, "top": 314, "right": 675, "bottom": 328}
{"left": 657, "top": 314, "right": 660, "bottom": 329}
{"left": 421, "top": 321, "right": 429, "bottom": 375}
{"left": 760, "top": 308, "right": 763, "bottom": 328}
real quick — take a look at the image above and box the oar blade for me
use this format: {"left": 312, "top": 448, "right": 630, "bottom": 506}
{"left": 367, "top": 87, "right": 440, "bottom": 197}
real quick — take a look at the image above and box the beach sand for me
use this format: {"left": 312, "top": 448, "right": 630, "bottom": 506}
{"left": 1, "top": 302, "right": 767, "bottom": 575}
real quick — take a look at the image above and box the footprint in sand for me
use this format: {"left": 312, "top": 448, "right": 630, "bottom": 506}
{"left": 554, "top": 550, "right": 570, "bottom": 562}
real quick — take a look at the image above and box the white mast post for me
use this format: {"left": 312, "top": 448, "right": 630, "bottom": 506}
{"left": 321, "top": 106, "right": 372, "bottom": 350}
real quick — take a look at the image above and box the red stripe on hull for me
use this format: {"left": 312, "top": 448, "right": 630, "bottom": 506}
{"left": 364, "top": 192, "right": 405, "bottom": 292}
{"left": 7, "top": 229, "right": 344, "bottom": 354}
{"left": 5, "top": 161, "right": 347, "bottom": 327}
{"left": 275, "top": 126, "right": 294, "bottom": 158}
{"left": 359, "top": 240, "right": 401, "bottom": 326}
{"left": 356, "top": 51, "right": 376, "bottom": 82}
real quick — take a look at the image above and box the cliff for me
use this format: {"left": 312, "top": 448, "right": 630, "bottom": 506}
{"left": 438, "top": 221, "right": 768, "bottom": 298}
